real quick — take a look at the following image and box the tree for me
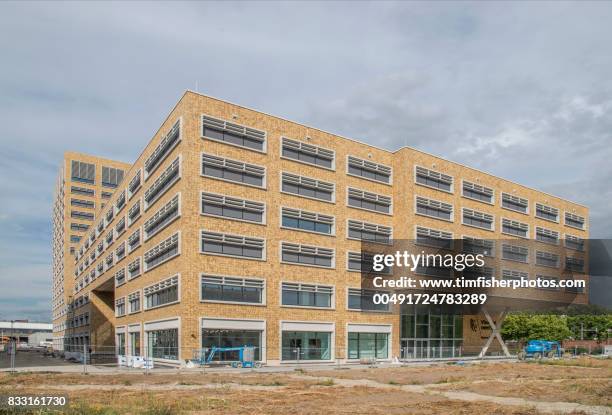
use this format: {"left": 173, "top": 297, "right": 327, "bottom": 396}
{"left": 501, "top": 313, "right": 571, "bottom": 342}
{"left": 567, "top": 314, "right": 612, "bottom": 341}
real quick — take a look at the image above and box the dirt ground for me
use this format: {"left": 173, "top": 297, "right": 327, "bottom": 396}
{"left": 1, "top": 358, "right": 611, "bottom": 414}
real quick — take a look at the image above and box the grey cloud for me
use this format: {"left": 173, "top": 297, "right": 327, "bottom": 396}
{"left": 1, "top": 1, "right": 611, "bottom": 319}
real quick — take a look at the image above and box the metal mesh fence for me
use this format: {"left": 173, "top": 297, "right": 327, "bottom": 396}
{"left": 2, "top": 341, "right": 608, "bottom": 373}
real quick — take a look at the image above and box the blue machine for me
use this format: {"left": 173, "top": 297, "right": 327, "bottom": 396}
{"left": 204, "top": 346, "right": 261, "bottom": 368}
{"left": 518, "top": 340, "right": 563, "bottom": 360}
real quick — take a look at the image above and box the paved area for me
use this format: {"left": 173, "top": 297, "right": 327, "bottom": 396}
{"left": 0, "top": 351, "right": 516, "bottom": 374}
{"left": 0, "top": 349, "right": 76, "bottom": 369}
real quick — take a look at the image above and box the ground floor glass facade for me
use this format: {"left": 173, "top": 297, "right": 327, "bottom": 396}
{"left": 347, "top": 332, "right": 388, "bottom": 359}
{"left": 147, "top": 328, "right": 178, "bottom": 360}
{"left": 400, "top": 306, "right": 463, "bottom": 359}
{"left": 281, "top": 331, "right": 331, "bottom": 361}
{"left": 201, "top": 329, "right": 262, "bottom": 361}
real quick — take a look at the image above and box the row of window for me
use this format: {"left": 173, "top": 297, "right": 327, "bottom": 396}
{"left": 201, "top": 114, "right": 392, "bottom": 184}
{"left": 71, "top": 160, "right": 125, "bottom": 188}
{"left": 112, "top": 325, "right": 389, "bottom": 362}
{"left": 415, "top": 166, "right": 586, "bottom": 230}
{"left": 201, "top": 113, "right": 585, "bottom": 230}
{"left": 77, "top": 218, "right": 584, "bottom": 290}
{"left": 74, "top": 191, "right": 179, "bottom": 280}
{"left": 113, "top": 269, "right": 584, "bottom": 320}
{"left": 416, "top": 196, "right": 586, "bottom": 235}
{"left": 74, "top": 153, "right": 181, "bottom": 266}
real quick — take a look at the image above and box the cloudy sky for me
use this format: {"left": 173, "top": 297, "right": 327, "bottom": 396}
{"left": 1, "top": 1, "right": 611, "bottom": 321}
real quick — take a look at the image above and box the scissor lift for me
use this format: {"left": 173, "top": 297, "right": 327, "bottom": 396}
{"left": 203, "top": 346, "right": 262, "bottom": 368}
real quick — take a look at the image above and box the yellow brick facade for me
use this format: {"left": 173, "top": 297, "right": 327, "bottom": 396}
{"left": 57, "top": 91, "right": 589, "bottom": 363}
{"left": 52, "top": 152, "right": 130, "bottom": 350}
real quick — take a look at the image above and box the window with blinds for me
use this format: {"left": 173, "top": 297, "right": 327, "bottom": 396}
{"left": 128, "top": 200, "right": 141, "bottom": 226}
{"left": 202, "top": 192, "right": 265, "bottom": 224}
{"left": 565, "top": 257, "right": 585, "bottom": 273}
{"left": 565, "top": 234, "right": 585, "bottom": 251}
{"left": 128, "top": 228, "right": 141, "bottom": 252}
{"left": 71, "top": 161, "right": 95, "bottom": 184}
{"left": 202, "top": 153, "right": 265, "bottom": 187}
{"left": 102, "top": 166, "right": 124, "bottom": 188}
{"left": 201, "top": 275, "right": 264, "bottom": 304}
{"left": 281, "top": 282, "right": 333, "bottom": 308}
{"left": 281, "top": 242, "right": 334, "bottom": 268}
{"left": 347, "top": 220, "right": 392, "bottom": 244}
{"left": 462, "top": 181, "right": 494, "bottom": 203}
{"left": 347, "top": 156, "right": 392, "bottom": 184}
{"left": 128, "top": 169, "right": 142, "bottom": 199}
{"left": 415, "top": 226, "right": 453, "bottom": 249}
{"left": 200, "top": 231, "right": 265, "bottom": 260}
{"left": 501, "top": 193, "right": 529, "bottom": 214}
{"left": 281, "top": 172, "right": 334, "bottom": 202}
{"left": 501, "top": 218, "right": 529, "bottom": 238}
{"left": 565, "top": 212, "right": 585, "bottom": 230}
{"left": 115, "top": 190, "right": 126, "bottom": 212}
{"left": 347, "top": 252, "right": 392, "bottom": 274}
{"left": 462, "top": 208, "right": 493, "bottom": 230}
{"left": 535, "top": 251, "right": 559, "bottom": 268}
{"left": 462, "top": 266, "right": 494, "bottom": 280}
{"left": 144, "top": 194, "right": 180, "bottom": 240}
{"left": 128, "top": 257, "right": 142, "bottom": 280}
{"left": 348, "top": 188, "right": 392, "bottom": 214}
{"left": 281, "top": 207, "right": 333, "bottom": 234}
{"left": 502, "top": 269, "right": 528, "bottom": 281}
{"left": 462, "top": 236, "right": 495, "bottom": 257}
{"left": 415, "top": 166, "right": 453, "bottom": 192}
{"left": 144, "top": 232, "right": 180, "bottom": 271}
{"left": 144, "top": 275, "right": 179, "bottom": 309}
{"left": 115, "top": 267, "right": 126, "bottom": 287}
{"left": 535, "top": 203, "right": 559, "bottom": 222}
{"left": 281, "top": 137, "right": 334, "bottom": 169}
{"left": 128, "top": 291, "right": 141, "bottom": 313}
{"left": 145, "top": 119, "right": 181, "bottom": 177}
{"left": 535, "top": 227, "right": 559, "bottom": 245}
{"left": 502, "top": 244, "right": 529, "bottom": 263}
{"left": 416, "top": 196, "right": 453, "bottom": 221}
{"left": 71, "top": 198, "right": 95, "bottom": 209}
{"left": 144, "top": 157, "right": 180, "bottom": 209}
{"left": 202, "top": 114, "right": 266, "bottom": 152}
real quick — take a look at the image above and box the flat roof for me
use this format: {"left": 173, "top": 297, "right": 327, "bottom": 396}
{"left": 0, "top": 321, "right": 52, "bottom": 331}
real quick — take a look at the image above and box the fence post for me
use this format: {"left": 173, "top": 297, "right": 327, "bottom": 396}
{"left": 10, "top": 340, "right": 16, "bottom": 374}
{"left": 83, "top": 343, "right": 87, "bottom": 375}
{"left": 144, "top": 345, "right": 149, "bottom": 376}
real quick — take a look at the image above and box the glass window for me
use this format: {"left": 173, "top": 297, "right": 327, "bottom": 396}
{"left": 202, "top": 329, "right": 262, "bottom": 362}
{"left": 281, "top": 331, "right": 331, "bottom": 361}
{"left": 348, "top": 332, "right": 388, "bottom": 359}
{"left": 129, "top": 332, "right": 140, "bottom": 356}
{"left": 147, "top": 328, "right": 178, "bottom": 360}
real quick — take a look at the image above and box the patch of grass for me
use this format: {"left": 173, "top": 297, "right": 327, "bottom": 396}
{"left": 122, "top": 379, "right": 132, "bottom": 386}
{"left": 434, "top": 376, "right": 464, "bottom": 384}
{"left": 534, "top": 358, "right": 602, "bottom": 368}
{"left": 317, "top": 378, "right": 335, "bottom": 386}
{"left": 388, "top": 380, "right": 401, "bottom": 385}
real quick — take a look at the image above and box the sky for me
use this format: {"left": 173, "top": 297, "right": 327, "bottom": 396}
{"left": 0, "top": 1, "right": 611, "bottom": 321}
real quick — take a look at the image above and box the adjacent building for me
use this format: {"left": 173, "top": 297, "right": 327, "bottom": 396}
{"left": 53, "top": 91, "right": 589, "bottom": 363}
{"left": 52, "top": 152, "right": 130, "bottom": 351}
